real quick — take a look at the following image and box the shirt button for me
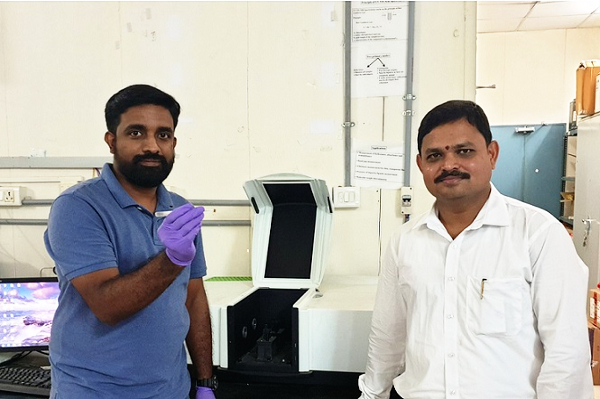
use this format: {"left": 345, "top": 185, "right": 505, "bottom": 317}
{"left": 447, "top": 314, "right": 454, "bottom": 319}
{"left": 448, "top": 353, "right": 455, "bottom": 357}
{"left": 450, "top": 390, "right": 456, "bottom": 395}
{"left": 448, "top": 276, "right": 455, "bottom": 281}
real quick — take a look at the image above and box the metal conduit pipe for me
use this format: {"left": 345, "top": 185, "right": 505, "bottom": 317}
{"left": 20, "top": 199, "right": 251, "bottom": 207}
{"left": 343, "top": 1, "right": 353, "bottom": 186}
{"left": 0, "top": 219, "right": 250, "bottom": 227}
{"left": 404, "top": 2, "right": 416, "bottom": 187}
{"left": 3, "top": 199, "right": 251, "bottom": 226}
{"left": 0, "top": 219, "right": 48, "bottom": 226}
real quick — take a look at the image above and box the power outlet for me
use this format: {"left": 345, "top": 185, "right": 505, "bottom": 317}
{"left": 4, "top": 189, "right": 14, "bottom": 203}
{"left": 0, "top": 186, "right": 23, "bottom": 206}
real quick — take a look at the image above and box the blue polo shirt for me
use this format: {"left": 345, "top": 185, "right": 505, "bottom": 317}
{"left": 44, "top": 163, "right": 206, "bottom": 399}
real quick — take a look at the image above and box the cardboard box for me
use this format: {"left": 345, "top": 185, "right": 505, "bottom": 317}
{"left": 576, "top": 60, "right": 600, "bottom": 115}
{"left": 589, "top": 289, "right": 600, "bottom": 327}
{"left": 590, "top": 324, "right": 600, "bottom": 384}
{"left": 590, "top": 322, "right": 600, "bottom": 360}
{"left": 593, "top": 360, "right": 600, "bottom": 385}
{"left": 595, "top": 74, "right": 600, "bottom": 114}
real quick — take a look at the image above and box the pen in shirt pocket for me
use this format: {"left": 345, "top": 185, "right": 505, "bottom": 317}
{"left": 480, "top": 278, "right": 487, "bottom": 300}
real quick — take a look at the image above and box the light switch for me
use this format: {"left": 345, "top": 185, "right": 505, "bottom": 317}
{"left": 332, "top": 187, "right": 360, "bottom": 208}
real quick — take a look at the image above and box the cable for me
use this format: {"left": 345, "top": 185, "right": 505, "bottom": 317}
{"left": 0, "top": 351, "right": 32, "bottom": 367}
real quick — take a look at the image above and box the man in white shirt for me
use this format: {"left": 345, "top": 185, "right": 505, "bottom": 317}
{"left": 358, "top": 100, "right": 594, "bottom": 399}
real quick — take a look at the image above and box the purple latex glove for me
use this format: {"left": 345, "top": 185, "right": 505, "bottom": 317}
{"left": 157, "top": 203, "right": 205, "bottom": 266}
{"left": 196, "top": 386, "right": 216, "bottom": 399}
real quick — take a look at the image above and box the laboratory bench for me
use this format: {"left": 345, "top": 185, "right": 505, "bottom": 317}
{"left": 3, "top": 350, "right": 600, "bottom": 398}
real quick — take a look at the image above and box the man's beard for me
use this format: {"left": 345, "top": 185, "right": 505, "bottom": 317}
{"left": 114, "top": 150, "right": 174, "bottom": 188}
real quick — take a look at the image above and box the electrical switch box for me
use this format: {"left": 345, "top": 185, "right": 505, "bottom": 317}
{"left": 400, "top": 186, "right": 412, "bottom": 215}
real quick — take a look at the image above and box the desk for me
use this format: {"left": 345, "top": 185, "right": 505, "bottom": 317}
{"left": 0, "top": 393, "right": 39, "bottom": 398}
{"left": 2, "top": 353, "right": 599, "bottom": 398}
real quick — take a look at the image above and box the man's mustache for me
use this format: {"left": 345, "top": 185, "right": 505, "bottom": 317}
{"left": 133, "top": 154, "right": 167, "bottom": 165}
{"left": 434, "top": 170, "right": 470, "bottom": 184}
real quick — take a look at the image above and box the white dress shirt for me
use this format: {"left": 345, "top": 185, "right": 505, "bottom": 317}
{"left": 359, "top": 185, "right": 593, "bottom": 399}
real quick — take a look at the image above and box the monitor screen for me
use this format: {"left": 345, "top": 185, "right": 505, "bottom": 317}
{"left": 0, "top": 277, "right": 59, "bottom": 352}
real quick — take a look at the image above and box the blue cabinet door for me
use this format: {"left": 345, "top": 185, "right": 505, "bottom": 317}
{"left": 491, "top": 125, "right": 526, "bottom": 201}
{"left": 491, "top": 124, "right": 565, "bottom": 218}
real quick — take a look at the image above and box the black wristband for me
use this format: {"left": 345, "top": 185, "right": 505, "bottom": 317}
{"left": 196, "top": 375, "right": 218, "bottom": 390}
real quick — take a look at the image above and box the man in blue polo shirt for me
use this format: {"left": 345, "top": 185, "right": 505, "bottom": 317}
{"left": 44, "top": 84, "right": 217, "bottom": 398}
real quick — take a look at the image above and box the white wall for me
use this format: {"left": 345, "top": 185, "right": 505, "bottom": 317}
{"left": 477, "top": 27, "right": 600, "bottom": 125}
{"left": 409, "top": 1, "right": 477, "bottom": 214}
{"left": 0, "top": 2, "right": 475, "bottom": 279}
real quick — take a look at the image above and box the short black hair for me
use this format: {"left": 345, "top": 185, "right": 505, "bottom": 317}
{"left": 417, "top": 100, "right": 492, "bottom": 153}
{"left": 104, "top": 84, "right": 181, "bottom": 133}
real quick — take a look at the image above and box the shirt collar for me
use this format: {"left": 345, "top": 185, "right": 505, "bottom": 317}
{"left": 413, "top": 183, "right": 510, "bottom": 234}
{"left": 100, "top": 163, "right": 174, "bottom": 212}
{"left": 469, "top": 184, "right": 510, "bottom": 228}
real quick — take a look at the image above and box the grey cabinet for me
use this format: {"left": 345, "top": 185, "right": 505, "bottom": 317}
{"left": 573, "top": 114, "right": 600, "bottom": 289}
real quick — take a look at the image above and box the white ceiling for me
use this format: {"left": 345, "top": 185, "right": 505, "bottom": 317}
{"left": 477, "top": 1, "right": 600, "bottom": 33}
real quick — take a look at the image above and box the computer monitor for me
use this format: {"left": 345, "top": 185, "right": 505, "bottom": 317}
{"left": 0, "top": 277, "right": 59, "bottom": 352}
